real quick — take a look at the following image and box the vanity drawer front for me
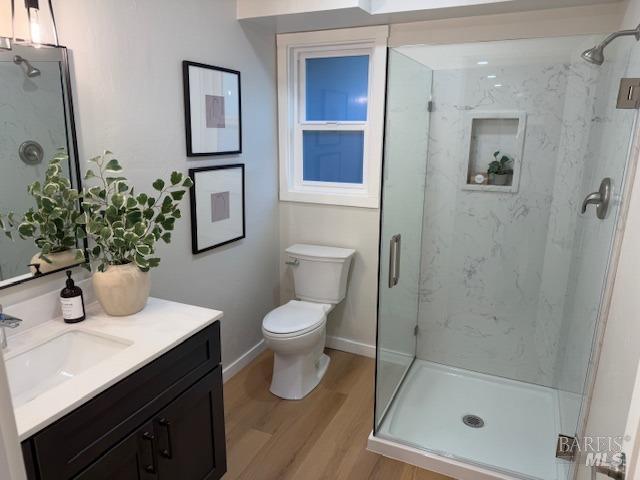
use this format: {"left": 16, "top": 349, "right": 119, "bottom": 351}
{"left": 30, "top": 321, "right": 220, "bottom": 480}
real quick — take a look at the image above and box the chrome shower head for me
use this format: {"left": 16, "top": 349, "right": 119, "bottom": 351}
{"left": 13, "top": 55, "right": 41, "bottom": 78}
{"left": 581, "top": 24, "right": 640, "bottom": 65}
{"left": 581, "top": 45, "right": 605, "bottom": 65}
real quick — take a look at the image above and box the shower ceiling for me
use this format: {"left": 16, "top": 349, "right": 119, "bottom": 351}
{"left": 396, "top": 36, "right": 602, "bottom": 70}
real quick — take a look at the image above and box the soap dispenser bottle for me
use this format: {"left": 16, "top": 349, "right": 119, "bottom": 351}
{"left": 60, "top": 270, "right": 86, "bottom": 323}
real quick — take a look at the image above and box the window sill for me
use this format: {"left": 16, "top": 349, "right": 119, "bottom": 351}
{"left": 280, "top": 189, "right": 380, "bottom": 209}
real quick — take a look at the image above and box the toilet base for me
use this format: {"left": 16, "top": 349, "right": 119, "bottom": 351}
{"left": 270, "top": 351, "right": 331, "bottom": 400}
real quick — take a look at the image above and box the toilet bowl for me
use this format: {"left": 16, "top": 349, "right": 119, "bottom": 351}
{"left": 262, "top": 244, "right": 355, "bottom": 400}
{"left": 262, "top": 300, "right": 333, "bottom": 400}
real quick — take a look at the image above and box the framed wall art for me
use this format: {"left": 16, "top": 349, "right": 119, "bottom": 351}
{"left": 189, "top": 164, "right": 245, "bottom": 254}
{"left": 183, "top": 61, "right": 242, "bottom": 156}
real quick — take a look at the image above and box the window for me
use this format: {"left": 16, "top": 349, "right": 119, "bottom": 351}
{"left": 277, "top": 26, "right": 389, "bottom": 208}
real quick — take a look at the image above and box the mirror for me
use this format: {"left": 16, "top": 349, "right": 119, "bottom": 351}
{"left": 0, "top": 43, "right": 86, "bottom": 289}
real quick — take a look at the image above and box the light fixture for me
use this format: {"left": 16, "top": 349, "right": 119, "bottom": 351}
{"left": 1, "top": 0, "right": 59, "bottom": 49}
{"left": 25, "top": 0, "right": 41, "bottom": 47}
{"left": 494, "top": 84, "right": 503, "bottom": 88}
{"left": 477, "top": 60, "right": 489, "bottom": 65}
{"left": 487, "top": 74, "right": 497, "bottom": 79}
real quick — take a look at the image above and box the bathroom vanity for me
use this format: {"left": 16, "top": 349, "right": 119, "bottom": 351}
{"left": 4, "top": 297, "right": 226, "bottom": 480}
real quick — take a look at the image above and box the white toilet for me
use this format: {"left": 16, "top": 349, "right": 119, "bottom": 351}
{"left": 262, "top": 244, "right": 355, "bottom": 400}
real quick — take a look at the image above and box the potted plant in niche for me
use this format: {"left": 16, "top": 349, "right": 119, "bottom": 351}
{"left": 488, "top": 151, "right": 514, "bottom": 186}
{"left": 6, "top": 150, "right": 85, "bottom": 274}
{"left": 79, "top": 151, "right": 193, "bottom": 316}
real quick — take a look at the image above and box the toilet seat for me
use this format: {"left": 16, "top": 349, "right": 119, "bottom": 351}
{"left": 262, "top": 300, "right": 330, "bottom": 337}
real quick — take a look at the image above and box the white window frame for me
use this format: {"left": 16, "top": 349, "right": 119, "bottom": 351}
{"left": 277, "top": 26, "right": 389, "bottom": 208}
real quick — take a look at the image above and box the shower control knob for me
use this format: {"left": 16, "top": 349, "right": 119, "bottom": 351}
{"left": 581, "top": 178, "right": 611, "bottom": 220}
{"left": 19, "top": 140, "right": 44, "bottom": 165}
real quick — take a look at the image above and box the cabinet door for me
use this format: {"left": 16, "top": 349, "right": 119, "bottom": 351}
{"left": 75, "top": 421, "right": 158, "bottom": 480}
{"left": 155, "top": 367, "right": 226, "bottom": 480}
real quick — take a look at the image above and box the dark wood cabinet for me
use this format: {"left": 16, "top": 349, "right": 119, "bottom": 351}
{"left": 154, "top": 369, "right": 226, "bottom": 480}
{"left": 21, "top": 322, "right": 226, "bottom": 480}
{"left": 75, "top": 421, "right": 158, "bottom": 480}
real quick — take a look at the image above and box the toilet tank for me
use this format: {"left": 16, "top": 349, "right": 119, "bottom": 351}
{"left": 286, "top": 244, "right": 356, "bottom": 304}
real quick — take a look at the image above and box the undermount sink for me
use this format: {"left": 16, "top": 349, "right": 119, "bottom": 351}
{"left": 5, "top": 330, "right": 131, "bottom": 408}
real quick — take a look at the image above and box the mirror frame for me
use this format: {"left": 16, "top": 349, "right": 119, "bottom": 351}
{"left": 0, "top": 44, "right": 88, "bottom": 290}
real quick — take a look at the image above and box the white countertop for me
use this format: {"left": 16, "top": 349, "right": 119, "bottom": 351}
{"left": 4, "top": 297, "right": 223, "bottom": 440}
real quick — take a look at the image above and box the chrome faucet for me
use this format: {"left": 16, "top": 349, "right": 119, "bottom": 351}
{"left": 0, "top": 305, "right": 22, "bottom": 350}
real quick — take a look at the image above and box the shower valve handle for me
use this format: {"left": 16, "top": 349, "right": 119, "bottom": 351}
{"left": 581, "top": 178, "right": 612, "bottom": 220}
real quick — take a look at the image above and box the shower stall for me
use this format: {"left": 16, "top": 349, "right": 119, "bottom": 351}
{"left": 371, "top": 33, "right": 640, "bottom": 480}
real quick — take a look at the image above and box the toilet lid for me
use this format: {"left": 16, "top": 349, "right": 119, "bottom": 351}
{"left": 263, "top": 301, "right": 329, "bottom": 334}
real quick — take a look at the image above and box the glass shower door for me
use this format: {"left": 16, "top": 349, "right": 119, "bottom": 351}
{"left": 375, "top": 50, "right": 432, "bottom": 428}
{"left": 556, "top": 35, "right": 640, "bottom": 444}
{"left": 373, "top": 34, "right": 640, "bottom": 480}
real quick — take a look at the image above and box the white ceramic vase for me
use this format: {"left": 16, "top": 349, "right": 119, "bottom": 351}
{"left": 30, "top": 249, "right": 78, "bottom": 274}
{"left": 93, "top": 263, "right": 150, "bottom": 316}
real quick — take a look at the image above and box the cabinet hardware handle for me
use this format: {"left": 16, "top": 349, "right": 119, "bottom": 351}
{"left": 142, "top": 431, "right": 158, "bottom": 474}
{"left": 158, "top": 417, "right": 173, "bottom": 459}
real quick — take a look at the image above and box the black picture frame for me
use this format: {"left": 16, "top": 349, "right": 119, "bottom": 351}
{"left": 182, "top": 61, "right": 242, "bottom": 157}
{"left": 189, "top": 164, "right": 246, "bottom": 254}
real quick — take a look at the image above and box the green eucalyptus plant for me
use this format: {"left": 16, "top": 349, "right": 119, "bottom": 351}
{"left": 79, "top": 151, "right": 193, "bottom": 273}
{"left": 0, "top": 211, "right": 16, "bottom": 240}
{"left": 488, "top": 151, "right": 513, "bottom": 176}
{"left": 4, "top": 150, "right": 84, "bottom": 264}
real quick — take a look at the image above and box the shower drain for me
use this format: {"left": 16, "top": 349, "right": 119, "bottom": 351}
{"left": 462, "top": 414, "right": 485, "bottom": 428}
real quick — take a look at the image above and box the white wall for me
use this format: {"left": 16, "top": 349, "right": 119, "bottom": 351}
{"left": 279, "top": 202, "right": 379, "bottom": 351}
{"left": 55, "top": 0, "right": 280, "bottom": 368}
{"left": 0, "top": 0, "right": 280, "bottom": 371}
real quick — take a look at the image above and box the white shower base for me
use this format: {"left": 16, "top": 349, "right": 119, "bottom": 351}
{"left": 373, "top": 360, "right": 571, "bottom": 480}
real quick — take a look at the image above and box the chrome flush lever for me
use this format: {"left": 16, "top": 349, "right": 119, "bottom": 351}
{"left": 582, "top": 178, "right": 612, "bottom": 220}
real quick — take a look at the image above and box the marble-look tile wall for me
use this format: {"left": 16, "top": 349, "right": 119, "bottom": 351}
{"left": 0, "top": 60, "right": 69, "bottom": 281}
{"left": 415, "top": 55, "right": 603, "bottom": 388}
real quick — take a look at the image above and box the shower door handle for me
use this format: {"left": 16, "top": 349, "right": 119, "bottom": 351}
{"left": 388, "top": 234, "right": 401, "bottom": 288}
{"left": 581, "top": 178, "right": 612, "bottom": 220}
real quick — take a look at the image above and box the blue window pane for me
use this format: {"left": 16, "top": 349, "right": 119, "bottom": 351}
{"left": 303, "top": 131, "right": 364, "bottom": 183}
{"left": 305, "top": 56, "right": 369, "bottom": 121}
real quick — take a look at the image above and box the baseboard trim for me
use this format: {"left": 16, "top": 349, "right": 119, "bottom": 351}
{"left": 223, "top": 335, "right": 375, "bottom": 383}
{"left": 326, "top": 335, "right": 376, "bottom": 358}
{"left": 223, "top": 339, "right": 266, "bottom": 383}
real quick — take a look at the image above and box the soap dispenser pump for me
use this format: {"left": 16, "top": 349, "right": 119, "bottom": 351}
{"left": 60, "top": 270, "right": 86, "bottom": 323}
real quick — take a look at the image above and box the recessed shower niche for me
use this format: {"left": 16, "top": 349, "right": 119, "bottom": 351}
{"left": 461, "top": 111, "right": 526, "bottom": 193}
